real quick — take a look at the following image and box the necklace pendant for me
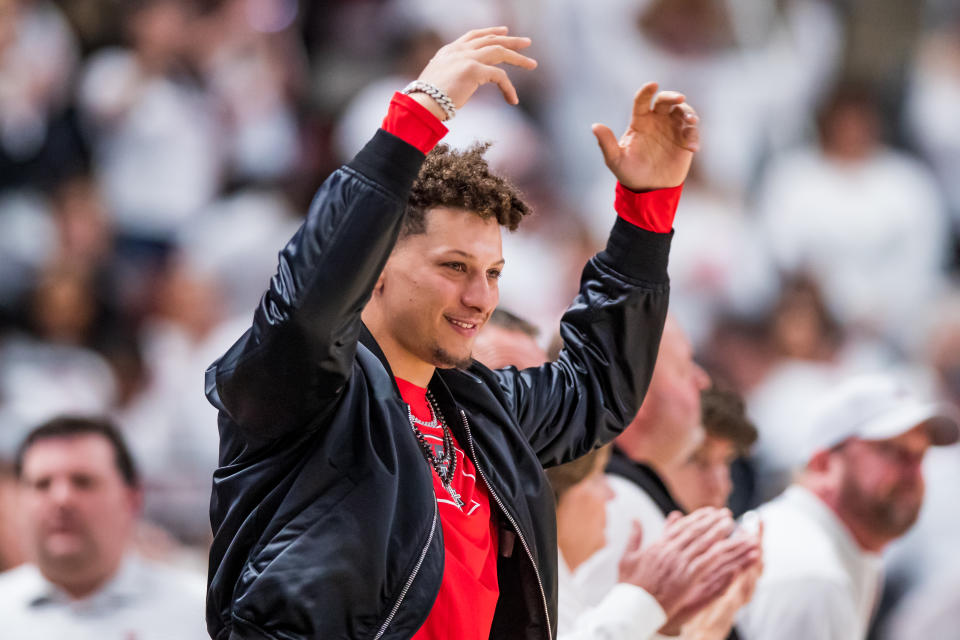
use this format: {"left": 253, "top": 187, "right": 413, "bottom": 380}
{"left": 444, "top": 482, "right": 465, "bottom": 510}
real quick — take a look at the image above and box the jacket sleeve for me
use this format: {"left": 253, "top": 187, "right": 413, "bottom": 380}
{"left": 204, "top": 130, "right": 425, "bottom": 441}
{"left": 489, "top": 217, "right": 671, "bottom": 467}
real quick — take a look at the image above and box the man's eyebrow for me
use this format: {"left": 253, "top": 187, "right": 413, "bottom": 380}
{"left": 445, "top": 249, "right": 505, "bottom": 266}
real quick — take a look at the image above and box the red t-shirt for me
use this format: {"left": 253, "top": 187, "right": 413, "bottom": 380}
{"left": 396, "top": 377, "right": 500, "bottom": 640}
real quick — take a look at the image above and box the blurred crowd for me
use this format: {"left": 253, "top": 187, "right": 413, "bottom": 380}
{"left": 1, "top": 0, "right": 960, "bottom": 638}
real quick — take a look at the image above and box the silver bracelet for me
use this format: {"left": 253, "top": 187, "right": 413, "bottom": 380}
{"left": 402, "top": 80, "right": 456, "bottom": 121}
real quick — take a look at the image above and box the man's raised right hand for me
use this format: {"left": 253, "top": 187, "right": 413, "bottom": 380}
{"left": 408, "top": 26, "right": 537, "bottom": 121}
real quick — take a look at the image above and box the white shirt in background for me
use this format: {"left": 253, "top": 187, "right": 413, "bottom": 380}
{"left": 0, "top": 555, "right": 208, "bottom": 640}
{"left": 737, "top": 485, "right": 883, "bottom": 640}
{"left": 558, "top": 547, "right": 667, "bottom": 640}
{"left": 573, "top": 474, "right": 668, "bottom": 608}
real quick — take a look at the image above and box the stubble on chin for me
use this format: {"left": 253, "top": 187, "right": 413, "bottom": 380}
{"left": 431, "top": 345, "right": 474, "bottom": 370}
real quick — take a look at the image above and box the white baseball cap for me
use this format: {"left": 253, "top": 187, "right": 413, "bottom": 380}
{"left": 805, "top": 374, "right": 960, "bottom": 459}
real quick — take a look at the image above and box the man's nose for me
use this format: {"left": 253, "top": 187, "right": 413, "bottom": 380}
{"left": 694, "top": 362, "right": 711, "bottom": 391}
{"left": 461, "top": 272, "right": 498, "bottom": 312}
{"left": 48, "top": 479, "right": 75, "bottom": 505}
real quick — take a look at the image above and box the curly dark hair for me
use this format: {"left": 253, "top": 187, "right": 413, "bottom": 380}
{"left": 402, "top": 142, "right": 531, "bottom": 237}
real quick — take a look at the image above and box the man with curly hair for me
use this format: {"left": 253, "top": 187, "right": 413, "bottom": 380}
{"left": 204, "top": 27, "right": 756, "bottom": 640}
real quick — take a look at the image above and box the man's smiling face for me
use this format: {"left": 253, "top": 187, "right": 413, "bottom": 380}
{"left": 374, "top": 206, "right": 504, "bottom": 374}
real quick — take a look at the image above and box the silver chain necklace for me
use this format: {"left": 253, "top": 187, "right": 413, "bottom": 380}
{"left": 406, "top": 391, "right": 464, "bottom": 509}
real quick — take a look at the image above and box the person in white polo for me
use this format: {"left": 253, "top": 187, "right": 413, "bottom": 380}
{"left": 737, "top": 373, "right": 959, "bottom": 640}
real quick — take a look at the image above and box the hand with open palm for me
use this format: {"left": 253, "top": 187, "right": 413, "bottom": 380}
{"left": 592, "top": 82, "right": 700, "bottom": 192}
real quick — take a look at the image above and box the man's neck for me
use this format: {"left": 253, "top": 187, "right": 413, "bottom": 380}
{"left": 801, "top": 481, "right": 889, "bottom": 553}
{"left": 362, "top": 310, "right": 435, "bottom": 387}
{"left": 42, "top": 561, "right": 120, "bottom": 601}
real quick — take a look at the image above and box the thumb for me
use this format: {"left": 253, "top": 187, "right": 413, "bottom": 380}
{"left": 591, "top": 123, "right": 620, "bottom": 167}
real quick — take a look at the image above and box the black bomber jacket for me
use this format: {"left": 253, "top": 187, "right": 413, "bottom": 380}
{"left": 204, "top": 129, "right": 671, "bottom": 639}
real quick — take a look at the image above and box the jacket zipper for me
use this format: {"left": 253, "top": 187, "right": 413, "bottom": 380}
{"left": 373, "top": 500, "right": 438, "bottom": 639}
{"left": 460, "top": 410, "right": 553, "bottom": 640}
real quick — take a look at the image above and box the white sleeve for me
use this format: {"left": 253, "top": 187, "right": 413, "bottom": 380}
{"left": 737, "top": 578, "right": 862, "bottom": 640}
{"left": 559, "top": 583, "right": 667, "bottom": 640}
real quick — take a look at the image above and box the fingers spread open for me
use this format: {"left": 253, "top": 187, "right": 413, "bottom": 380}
{"left": 473, "top": 34, "right": 533, "bottom": 51}
{"left": 459, "top": 26, "right": 509, "bottom": 43}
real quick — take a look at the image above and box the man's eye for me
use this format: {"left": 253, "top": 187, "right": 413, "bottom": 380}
{"left": 444, "top": 262, "right": 466, "bottom": 272}
{"left": 487, "top": 269, "right": 502, "bottom": 280}
{"left": 72, "top": 475, "right": 95, "bottom": 490}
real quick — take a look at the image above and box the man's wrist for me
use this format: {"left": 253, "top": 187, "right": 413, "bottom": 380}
{"left": 405, "top": 92, "right": 448, "bottom": 122}
{"left": 614, "top": 181, "right": 683, "bottom": 234}
{"left": 381, "top": 92, "right": 448, "bottom": 154}
{"left": 402, "top": 80, "right": 456, "bottom": 121}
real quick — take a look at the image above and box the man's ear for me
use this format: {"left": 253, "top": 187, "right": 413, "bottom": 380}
{"left": 806, "top": 448, "right": 831, "bottom": 473}
{"left": 372, "top": 271, "right": 386, "bottom": 295}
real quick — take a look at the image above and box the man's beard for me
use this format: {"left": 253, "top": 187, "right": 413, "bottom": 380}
{"left": 838, "top": 475, "right": 923, "bottom": 540}
{"left": 431, "top": 345, "right": 473, "bottom": 370}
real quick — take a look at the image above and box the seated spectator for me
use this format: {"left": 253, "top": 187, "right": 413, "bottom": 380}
{"left": 575, "top": 316, "right": 760, "bottom": 639}
{"left": 737, "top": 374, "right": 960, "bottom": 640}
{"left": 577, "top": 315, "right": 710, "bottom": 579}
{"left": 471, "top": 307, "right": 548, "bottom": 370}
{"left": 0, "top": 415, "right": 207, "bottom": 639}
{"left": 660, "top": 386, "right": 758, "bottom": 513}
{"left": 477, "top": 312, "right": 761, "bottom": 639}
{"left": 547, "top": 447, "right": 761, "bottom": 640}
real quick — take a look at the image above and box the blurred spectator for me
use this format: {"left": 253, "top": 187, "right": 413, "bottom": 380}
{"left": 738, "top": 374, "right": 959, "bottom": 640}
{"left": 870, "top": 296, "right": 960, "bottom": 635}
{"left": 904, "top": 18, "right": 960, "bottom": 235}
{"left": 472, "top": 307, "right": 547, "bottom": 370}
{"left": 0, "top": 266, "right": 117, "bottom": 455}
{"left": 49, "top": 175, "right": 114, "bottom": 277}
{"left": 660, "top": 386, "right": 758, "bottom": 513}
{"left": 478, "top": 310, "right": 760, "bottom": 640}
{"left": 114, "top": 254, "right": 239, "bottom": 545}
{"left": 881, "top": 571, "right": 960, "bottom": 640}
{"left": 0, "top": 416, "right": 206, "bottom": 638}
{"left": 76, "top": 0, "right": 221, "bottom": 243}
{"left": 0, "top": 0, "right": 84, "bottom": 190}
{"left": 0, "top": 190, "right": 58, "bottom": 313}
{"left": 576, "top": 318, "right": 763, "bottom": 640}
{"left": 539, "top": 0, "right": 842, "bottom": 229}
{"left": 573, "top": 317, "right": 710, "bottom": 606}
{"left": 0, "top": 461, "right": 25, "bottom": 571}
{"left": 191, "top": 0, "right": 306, "bottom": 183}
{"left": 664, "top": 164, "right": 778, "bottom": 349}
{"left": 548, "top": 447, "right": 761, "bottom": 640}
{"left": 755, "top": 82, "right": 950, "bottom": 351}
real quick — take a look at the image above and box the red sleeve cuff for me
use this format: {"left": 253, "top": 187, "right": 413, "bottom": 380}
{"left": 614, "top": 182, "right": 684, "bottom": 234}
{"left": 381, "top": 92, "right": 448, "bottom": 154}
